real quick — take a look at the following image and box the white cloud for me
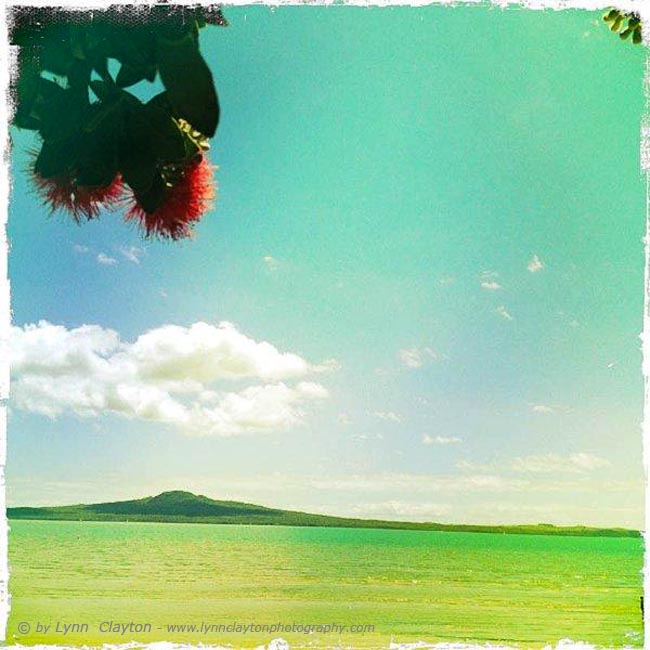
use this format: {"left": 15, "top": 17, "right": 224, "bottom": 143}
{"left": 438, "top": 275, "right": 455, "bottom": 286}
{"left": 73, "top": 244, "right": 90, "bottom": 254}
{"left": 480, "top": 270, "right": 502, "bottom": 290}
{"left": 97, "top": 253, "right": 117, "bottom": 266}
{"left": 120, "top": 246, "right": 145, "bottom": 264}
{"left": 480, "top": 271, "right": 503, "bottom": 291}
{"left": 307, "top": 472, "right": 528, "bottom": 494}
{"left": 496, "top": 306, "right": 513, "bottom": 321}
{"left": 512, "top": 453, "right": 610, "bottom": 474}
{"left": 128, "top": 321, "right": 322, "bottom": 382}
{"left": 188, "top": 382, "right": 328, "bottom": 436}
{"left": 344, "top": 501, "right": 452, "bottom": 519}
{"left": 569, "top": 453, "right": 611, "bottom": 471}
{"left": 527, "top": 255, "right": 544, "bottom": 273}
{"left": 455, "top": 459, "right": 493, "bottom": 472}
{"left": 351, "top": 432, "right": 383, "bottom": 442}
{"left": 399, "top": 347, "right": 438, "bottom": 369}
{"left": 10, "top": 321, "right": 334, "bottom": 437}
{"left": 422, "top": 434, "right": 462, "bottom": 446}
{"left": 531, "top": 404, "right": 555, "bottom": 414}
{"left": 374, "top": 410, "right": 401, "bottom": 423}
{"left": 263, "top": 255, "right": 280, "bottom": 271}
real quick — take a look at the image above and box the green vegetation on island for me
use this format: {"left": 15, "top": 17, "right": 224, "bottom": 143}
{"left": 7, "top": 490, "right": 640, "bottom": 538}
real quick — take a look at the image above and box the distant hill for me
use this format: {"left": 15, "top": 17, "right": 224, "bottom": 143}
{"left": 8, "top": 490, "right": 640, "bottom": 538}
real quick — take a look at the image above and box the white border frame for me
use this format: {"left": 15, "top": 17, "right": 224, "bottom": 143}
{"left": 1, "top": 1, "right": 648, "bottom": 647}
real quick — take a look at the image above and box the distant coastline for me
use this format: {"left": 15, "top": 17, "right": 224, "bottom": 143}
{"left": 7, "top": 490, "right": 640, "bottom": 538}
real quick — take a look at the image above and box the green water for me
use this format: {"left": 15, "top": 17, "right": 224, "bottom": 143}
{"left": 6, "top": 520, "right": 644, "bottom": 648}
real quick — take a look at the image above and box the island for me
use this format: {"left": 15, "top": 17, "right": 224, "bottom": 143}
{"left": 7, "top": 490, "right": 641, "bottom": 538}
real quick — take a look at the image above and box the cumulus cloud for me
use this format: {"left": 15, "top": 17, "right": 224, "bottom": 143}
{"left": 97, "top": 253, "right": 117, "bottom": 266}
{"left": 120, "top": 246, "right": 145, "bottom": 264}
{"left": 496, "top": 306, "right": 513, "bottom": 321}
{"left": 374, "top": 411, "right": 401, "bottom": 423}
{"left": 512, "top": 453, "right": 610, "bottom": 474}
{"left": 10, "top": 321, "right": 334, "bottom": 437}
{"left": 531, "top": 404, "right": 555, "bottom": 414}
{"left": 399, "top": 347, "right": 438, "bottom": 369}
{"left": 527, "top": 255, "right": 544, "bottom": 273}
{"left": 422, "top": 434, "right": 462, "bottom": 446}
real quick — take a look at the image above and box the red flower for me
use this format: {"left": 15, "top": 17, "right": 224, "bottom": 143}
{"left": 125, "top": 154, "right": 215, "bottom": 240}
{"left": 32, "top": 171, "right": 124, "bottom": 221}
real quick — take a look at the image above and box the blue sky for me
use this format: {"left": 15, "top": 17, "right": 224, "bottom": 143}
{"left": 6, "top": 6, "right": 646, "bottom": 527}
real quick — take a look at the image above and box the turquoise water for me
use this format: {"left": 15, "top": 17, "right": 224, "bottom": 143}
{"left": 7, "top": 520, "right": 644, "bottom": 647}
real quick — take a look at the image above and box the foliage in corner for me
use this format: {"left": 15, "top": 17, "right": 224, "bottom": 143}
{"left": 10, "top": 6, "right": 227, "bottom": 240}
{"left": 603, "top": 9, "right": 642, "bottom": 44}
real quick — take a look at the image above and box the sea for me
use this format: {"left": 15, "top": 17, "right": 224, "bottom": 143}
{"left": 6, "top": 520, "right": 644, "bottom": 649}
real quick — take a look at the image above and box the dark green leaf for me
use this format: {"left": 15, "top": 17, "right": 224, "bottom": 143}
{"left": 141, "top": 104, "right": 186, "bottom": 161}
{"left": 120, "top": 148, "right": 157, "bottom": 194}
{"left": 116, "top": 63, "right": 148, "bottom": 88}
{"left": 35, "top": 140, "right": 73, "bottom": 178}
{"left": 69, "top": 25, "right": 86, "bottom": 60}
{"left": 105, "top": 26, "right": 155, "bottom": 68}
{"left": 39, "top": 38, "right": 74, "bottom": 76}
{"left": 147, "top": 91, "right": 173, "bottom": 112}
{"left": 157, "top": 35, "right": 219, "bottom": 138}
{"left": 144, "top": 65, "right": 157, "bottom": 83}
{"left": 75, "top": 158, "right": 116, "bottom": 187}
{"left": 67, "top": 60, "right": 91, "bottom": 105}
{"left": 131, "top": 173, "right": 167, "bottom": 214}
{"left": 83, "top": 99, "right": 123, "bottom": 134}
{"left": 13, "top": 112, "right": 41, "bottom": 130}
{"left": 156, "top": 20, "right": 197, "bottom": 45}
{"left": 90, "top": 55, "right": 111, "bottom": 82}
{"left": 37, "top": 89, "right": 84, "bottom": 143}
{"left": 603, "top": 9, "right": 619, "bottom": 23}
{"left": 89, "top": 79, "right": 119, "bottom": 101}
{"left": 37, "top": 77, "right": 66, "bottom": 102}
{"left": 12, "top": 52, "right": 41, "bottom": 129}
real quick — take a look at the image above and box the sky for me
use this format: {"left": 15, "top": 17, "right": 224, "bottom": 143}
{"left": 6, "top": 6, "right": 647, "bottom": 528}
